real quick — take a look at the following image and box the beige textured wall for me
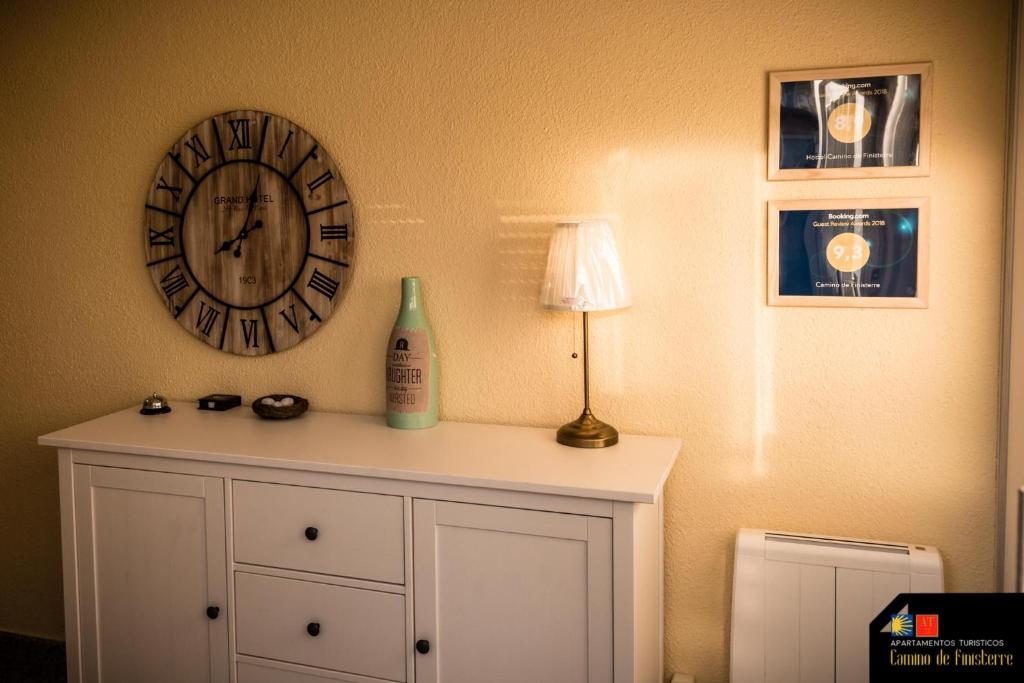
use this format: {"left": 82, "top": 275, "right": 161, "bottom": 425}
{"left": 0, "top": 0, "right": 1010, "bottom": 679}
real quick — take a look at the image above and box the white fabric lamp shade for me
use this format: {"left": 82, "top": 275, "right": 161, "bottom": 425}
{"left": 539, "top": 221, "right": 631, "bottom": 312}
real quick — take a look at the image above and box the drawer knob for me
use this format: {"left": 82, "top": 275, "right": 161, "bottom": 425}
{"left": 307, "top": 622, "right": 321, "bottom": 637}
{"left": 206, "top": 605, "right": 220, "bottom": 620}
{"left": 304, "top": 526, "right": 319, "bottom": 541}
{"left": 416, "top": 639, "right": 430, "bottom": 654}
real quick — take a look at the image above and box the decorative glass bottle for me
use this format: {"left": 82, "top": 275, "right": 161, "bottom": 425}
{"left": 385, "top": 277, "right": 439, "bottom": 428}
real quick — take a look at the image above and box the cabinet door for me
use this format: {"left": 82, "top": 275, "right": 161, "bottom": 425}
{"left": 73, "top": 465, "right": 228, "bottom": 683}
{"left": 413, "top": 500, "right": 612, "bottom": 683}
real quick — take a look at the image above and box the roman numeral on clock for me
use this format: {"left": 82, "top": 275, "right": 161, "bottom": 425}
{"left": 288, "top": 145, "right": 319, "bottom": 179}
{"left": 183, "top": 135, "right": 211, "bottom": 166}
{"left": 195, "top": 301, "right": 220, "bottom": 337}
{"left": 228, "top": 118, "right": 252, "bottom": 150}
{"left": 277, "top": 130, "right": 294, "bottom": 158}
{"left": 289, "top": 288, "right": 323, "bottom": 324}
{"left": 306, "top": 268, "right": 339, "bottom": 300}
{"left": 279, "top": 304, "right": 300, "bottom": 333}
{"left": 156, "top": 176, "right": 182, "bottom": 202}
{"left": 240, "top": 318, "right": 259, "bottom": 348}
{"left": 148, "top": 224, "right": 175, "bottom": 247}
{"left": 320, "top": 224, "right": 348, "bottom": 241}
{"left": 306, "top": 170, "right": 334, "bottom": 197}
{"left": 159, "top": 264, "right": 189, "bottom": 298}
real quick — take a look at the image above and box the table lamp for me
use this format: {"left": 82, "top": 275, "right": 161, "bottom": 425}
{"left": 539, "top": 221, "right": 631, "bottom": 448}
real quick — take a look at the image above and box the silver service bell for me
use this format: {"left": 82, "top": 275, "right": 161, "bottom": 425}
{"left": 140, "top": 393, "right": 171, "bottom": 416}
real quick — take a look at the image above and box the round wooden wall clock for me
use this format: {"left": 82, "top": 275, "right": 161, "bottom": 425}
{"left": 144, "top": 110, "right": 353, "bottom": 356}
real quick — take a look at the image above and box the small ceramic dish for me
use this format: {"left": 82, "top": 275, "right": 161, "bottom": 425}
{"left": 251, "top": 394, "right": 309, "bottom": 419}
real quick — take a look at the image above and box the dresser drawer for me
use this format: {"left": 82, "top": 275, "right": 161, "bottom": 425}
{"left": 233, "top": 480, "right": 404, "bottom": 583}
{"left": 237, "top": 658, "right": 393, "bottom": 683}
{"left": 235, "top": 572, "right": 406, "bottom": 681}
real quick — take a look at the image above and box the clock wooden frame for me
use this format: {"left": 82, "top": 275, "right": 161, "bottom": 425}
{"left": 144, "top": 110, "right": 353, "bottom": 356}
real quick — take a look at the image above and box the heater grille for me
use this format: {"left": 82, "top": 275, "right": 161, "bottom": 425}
{"left": 764, "top": 532, "right": 910, "bottom": 555}
{"left": 731, "top": 528, "right": 943, "bottom": 683}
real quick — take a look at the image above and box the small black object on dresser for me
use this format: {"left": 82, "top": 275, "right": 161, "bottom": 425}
{"left": 197, "top": 394, "right": 242, "bottom": 411}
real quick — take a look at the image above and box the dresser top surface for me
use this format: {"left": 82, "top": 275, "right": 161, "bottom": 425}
{"left": 39, "top": 403, "right": 680, "bottom": 503}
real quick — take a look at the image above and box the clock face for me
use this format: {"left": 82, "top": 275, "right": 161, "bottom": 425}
{"left": 144, "top": 110, "right": 353, "bottom": 355}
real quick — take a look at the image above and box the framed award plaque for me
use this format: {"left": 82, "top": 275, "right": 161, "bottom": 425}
{"left": 768, "top": 198, "right": 929, "bottom": 308}
{"left": 768, "top": 63, "right": 932, "bottom": 180}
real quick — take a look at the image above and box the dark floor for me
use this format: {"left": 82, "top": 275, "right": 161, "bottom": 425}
{"left": 0, "top": 632, "right": 66, "bottom": 683}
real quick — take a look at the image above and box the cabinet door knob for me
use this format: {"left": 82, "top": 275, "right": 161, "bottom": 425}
{"left": 304, "top": 526, "right": 319, "bottom": 541}
{"left": 206, "top": 606, "right": 220, "bottom": 620}
{"left": 307, "top": 622, "right": 321, "bottom": 637}
{"left": 415, "top": 639, "right": 430, "bottom": 654}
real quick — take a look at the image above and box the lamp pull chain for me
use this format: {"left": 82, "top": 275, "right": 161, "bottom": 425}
{"left": 571, "top": 315, "right": 578, "bottom": 359}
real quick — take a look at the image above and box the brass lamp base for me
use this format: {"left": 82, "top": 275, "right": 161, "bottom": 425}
{"left": 557, "top": 412, "right": 619, "bottom": 448}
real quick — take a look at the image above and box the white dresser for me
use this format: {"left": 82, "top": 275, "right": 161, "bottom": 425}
{"left": 40, "top": 403, "right": 679, "bottom": 683}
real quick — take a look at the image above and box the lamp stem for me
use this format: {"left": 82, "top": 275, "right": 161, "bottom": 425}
{"left": 582, "top": 311, "right": 592, "bottom": 416}
{"left": 555, "top": 309, "right": 617, "bottom": 448}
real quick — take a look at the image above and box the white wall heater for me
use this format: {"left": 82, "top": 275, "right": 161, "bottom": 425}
{"left": 730, "top": 528, "right": 943, "bottom": 683}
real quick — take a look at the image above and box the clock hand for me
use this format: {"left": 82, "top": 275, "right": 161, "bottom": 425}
{"left": 216, "top": 177, "right": 262, "bottom": 255}
{"left": 240, "top": 177, "right": 261, "bottom": 233}
{"left": 232, "top": 180, "right": 262, "bottom": 259}
{"left": 233, "top": 220, "right": 264, "bottom": 257}
{"left": 216, "top": 221, "right": 255, "bottom": 254}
